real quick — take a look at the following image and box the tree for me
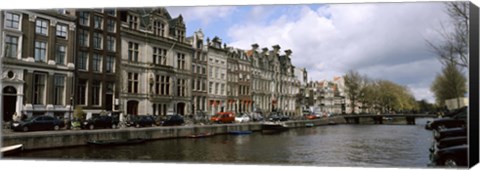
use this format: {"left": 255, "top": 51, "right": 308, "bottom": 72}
{"left": 343, "top": 70, "right": 364, "bottom": 114}
{"left": 426, "top": 2, "right": 469, "bottom": 69}
{"left": 430, "top": 62, "right": 467, "bottom": 107}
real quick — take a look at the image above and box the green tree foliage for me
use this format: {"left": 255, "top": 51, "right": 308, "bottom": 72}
{"left": 430, "top": 62, "right": 467, "bottom": 106}
{"left": 344, "top": 70, "right": 418, "bottom": 114}
{"left": 344, "top": 70, "right": 364, "bottom": 114}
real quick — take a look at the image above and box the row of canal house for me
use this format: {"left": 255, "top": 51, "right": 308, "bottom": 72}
{"left": 1, "top": 7, "right": 306, "bottom": 122}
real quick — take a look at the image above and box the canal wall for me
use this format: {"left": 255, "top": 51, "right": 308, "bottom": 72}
{"left": 2, "top": 117, "right": 346, "bottom": 151}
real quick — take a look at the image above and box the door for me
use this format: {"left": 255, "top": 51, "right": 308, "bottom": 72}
{"left": 3, "top": 86, "right": 17, "bottom": 122}
{"left": 127, "top": 100, "right": 138, "bottom": 115}
{"left": 177, "top": 102, "right": 185, "bottom": 115}
{"left": 105, "top": 94, "right": 113, "bottom": 111}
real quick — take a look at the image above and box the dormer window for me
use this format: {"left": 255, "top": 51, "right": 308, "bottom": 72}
{"left": 128, "top": 15, "right": 138, "bottom": 30}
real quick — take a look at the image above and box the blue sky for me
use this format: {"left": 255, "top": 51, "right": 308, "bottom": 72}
{"left": 168, "top": 2, "right": 453, "bottom": 103}
{"left": 1, "top": 1, "right": 459, "bottom": 103}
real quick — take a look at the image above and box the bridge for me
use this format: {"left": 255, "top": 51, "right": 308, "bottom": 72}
{"left": 342, "top": 114, "right": 438, "bottom": 125}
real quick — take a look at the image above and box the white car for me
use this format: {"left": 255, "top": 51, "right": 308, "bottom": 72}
{"left": 235, "top": 113, "right": 251, "bottom": 123}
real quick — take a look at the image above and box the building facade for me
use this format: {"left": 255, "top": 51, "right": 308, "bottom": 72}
{"left": 118, "top": 8, "right": 193, "bottom": 116}
{"left": 206, "top": 37, "right": 227, "bottom": 115}
{"left": 188, "top": 29, "right": 208, "bottom": 115}
{"left": 1, "top": 10, "right": 76, "bottom": 121}
{"left": 69, "top": 8, "right": 121, "bottom": 117}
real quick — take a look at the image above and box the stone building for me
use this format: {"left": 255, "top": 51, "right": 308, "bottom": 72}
{"left": 68, "top": 8, "right": 121, "bottom": 117}
{"left": 226, "top": 47, "right": 239, "bottom": 112}
{"left": 187, "top": 29, "right": 208, "bottom": 115}
{"left": 118, "top": 8, "right": 193, "bottom": 116}
{"left": 1, "top": 10, "right": 76, "bottom": 120}
{"left": 206, "top": 36, "right": 227, "bottom": 115}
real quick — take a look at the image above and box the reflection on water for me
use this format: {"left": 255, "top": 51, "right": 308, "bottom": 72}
{"left": 9, "top": 118, "right": 434, "bottom": 167}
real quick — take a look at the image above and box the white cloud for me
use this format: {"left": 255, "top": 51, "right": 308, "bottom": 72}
{"left": 167, "top": 6, "right": 237, "bottom": 26}
{"left": 227, "top": 2, "right": 450, "bottom": 102}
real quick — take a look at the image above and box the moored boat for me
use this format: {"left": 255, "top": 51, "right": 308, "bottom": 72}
{"left": 261, "top": 122, "right": 289, "bottom": 134}
{"left": 1, "top": 144, "right": 23, "bottom": 156}
{"left": 87, "top": 138, "right": 146, "bottom": 146}
{"left": 228, "top": 130, "right": 253, "bottom": 135}
{"left": 189, "top": 132, "right": 215, "bottom": 138}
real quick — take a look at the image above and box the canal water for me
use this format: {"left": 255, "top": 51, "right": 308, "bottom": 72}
{"left": 8, "top": 118, "right": 435, "bottom": 168}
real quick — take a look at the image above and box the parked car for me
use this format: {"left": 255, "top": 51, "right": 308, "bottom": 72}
{"left": 430, "top": 144, "right": 468, "bottom": 167}
{"left": 250, "top": 112, "right": 264, "bottom": 122}
{"left": 129, "top": 115, "right": 156, "bottom": 128}
{"left": 433, "top": 127, "right": 467, "bottom": 141}
{"left": 235, "top": 113, "right": 251, "bottom": 123}
{"left": 210, "top": 112, "right": 235, "bottom": 123}
{"left": 267, "top": 112, "right": 290, "bottom": 122}
{"left": 425, "top": 107, "right": 467, "bottom": 130}
{"left": 159, "top": 114, "right": 185, "bottom": 126}
{"left": 82, "top": 115, "right": 119, "bottom": 130}
{"left": 11, "top": 115, "right": 65, "bottom": 132}
{"left": 304, "top": 114, "right": 317, "bottom": 120}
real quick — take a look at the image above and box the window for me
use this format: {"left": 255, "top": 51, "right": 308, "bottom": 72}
{"left": 93, "top": 32, "right": 102, "bottom": 49}
{"left": 221, "top": 84, "right": 225, "bottom": 95}
{"left": 106, "top": 36, "right": 115, "bottom": 52}
{"left": 202, "top": 80, "right": 206, "bottom": 91}
{"left": 55, "top": 44, "right": 66, "bottom": 65}
{"left": 35, "top": 19, "right": 49, "bottom": 35}
{"left": 128, "top": 15, "right": 138, "bottom": 30}
{"left": 93, "top": 15, "right": 103, "bottom": 29}
{"left": 4, "top": 35, "right": 18, "bottom": 58}
{"left": 209, "top": 67, "right": 212, "bottom": 77}
{"left": 202, "top": 66, "right": 206, "bottom": 74}
{"left": 79, "top": 12, "right": 89, "bottom": 26}
{"left": 33, "top": 73, "right": 46, "bottom": 104}
{"left": 177, "top": 79, "right": 186, "bottom": 97}
{"left": 91, "top": 81, "right": 101, "bottom": 105}
{"left": 92, "top": 53, "right": 102, "bottom": 72}
{"left": 53, "top": 75, "right": 65, "bottom": 105}
{"left": 128, "top": 72, "right": 138, "bottom": 93}
{"left": 215, "top": 83, "right": 219, "bottom": 95}
{"left": 104, "top": 9, "right": 116, "bottom": 16}
{"left": 4, "top": 12, "right": 20, "bottom": 29}
{"left": 160, "top": 76, "right": 170, "bottom": 95}
{"left": 197, "top": 65, "right": 201, "bottom": 74}
{"left": 105, "top": 55, "right": 115, "bottom": 73}
{"left": 209, "top": 82, "right": 213, "bottom": 93}
{"left": 79, "top": 29, "right": 89, "bottom": 47}
{"left": 77, "top": 51, "right": 88, "bottom": 70}
{"left": 153, "top": 21, "right": 164, "bottom": 37}
{"left": 77, "top": 79, "right": 87, "bottom": 105}
{"left": 128, "top": 42, "right": 139, "bottom": 62}
{"left": 192, "top": 64, "right": 196, "bottom": 73}
{"left": 34, "top": 41, "right": 47, "bottom": 62}
{"left": 106, "top": 19, "right": 116, "bottom": 33}
{"left": 197, "top": 79, "right": 201, "bottom": 91}
{"left": 56, "top": 24, "right": 68, "bottom": 38}
{"left": 177, "top": 53, "right": 185, "bottom": 69}
{"left": 152, "top": 47, "right": 166, "bottom": 65}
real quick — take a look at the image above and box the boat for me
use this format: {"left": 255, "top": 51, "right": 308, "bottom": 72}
{"left": 189, "top": 132, "right": 215, "bottom": 138}
{"left": 1, "top": 144, "right": 23, "bottom": 156}
{"left": 261, "top": 122, "right": 289, "bottom": 134}
{"left": 228, "top": 130, "right": 253, "bottom": 135}
{"left": 328, "top": 120, "right": 338, "bottom": 125}
{"left": 305, "top": 123, "right": 315, "bottom": 127}
{"left": 87, "top": 138, "right": 146, "bottom": 146}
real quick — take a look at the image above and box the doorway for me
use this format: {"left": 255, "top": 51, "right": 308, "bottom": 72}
{"left": 3, "top": 86, "right": 17, "bottom": 122}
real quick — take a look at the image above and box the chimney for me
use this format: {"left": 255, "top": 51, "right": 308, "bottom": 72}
{"left": 284, "top": 49, "right": 292, "bottom": 56}
{"left": 272, "top": 45, "right": 281, "bottom": 53}
{"left": 251, "top": 43, "right": 259, "bottom": 50}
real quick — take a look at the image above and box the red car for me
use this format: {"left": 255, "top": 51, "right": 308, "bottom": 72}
{"left": 211, "top": 112, "right": 235, "bottom": 123}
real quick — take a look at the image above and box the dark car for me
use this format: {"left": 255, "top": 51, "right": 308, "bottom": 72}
{"left": 11, "top": 115, "right": 65, "bottom": 132}
{"left": 430, "top": 136, "right": 467, "bottom": 153}
{"left": 430, "top": 144, "right": 468, "bottom": 167}
{"left": 267, "top": 113, "right": 290, "bottom": 122}
{"left": 160, "top": 114, "right": 185, "bottom": 126}
{"left": 425, "top": 107, "right": 466, "bottom": 130}
{"left": 129, "top": 115, "right": 156, "bottom": 128}
{"left": 433, "top": 127, "right": 467, "bottom": 141}
{"left": 82, "top": 115, "right": 119, "bottom": 130}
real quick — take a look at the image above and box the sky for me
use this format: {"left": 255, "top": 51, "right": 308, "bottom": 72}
{"left": 1, "top": 0, "right": 466, "bottom": 104}
{"left": 166, "top": 2, "right": 455, "bottom": 103}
